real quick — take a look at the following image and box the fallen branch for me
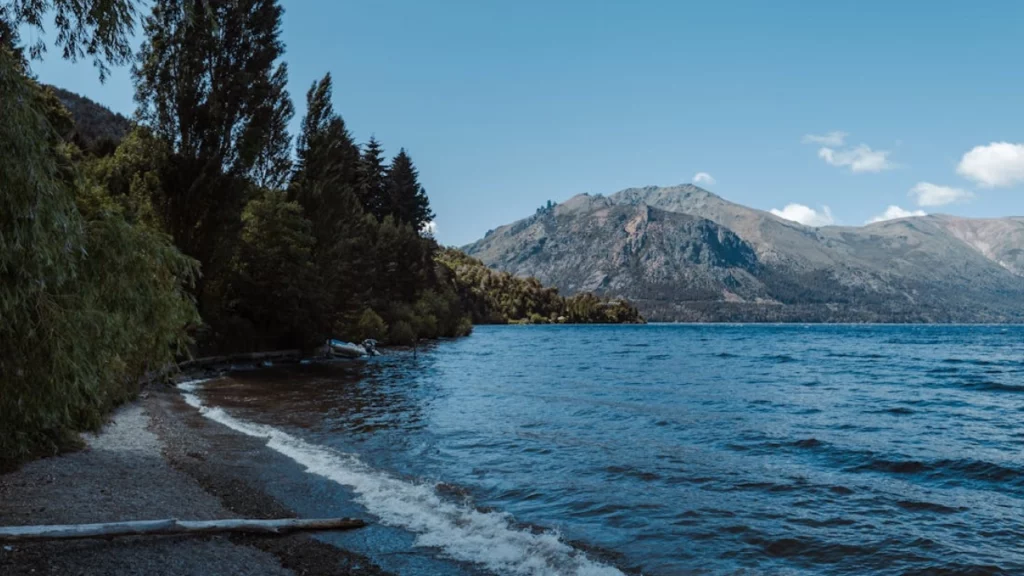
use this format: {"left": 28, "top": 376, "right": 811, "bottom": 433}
{"left": 177, "top": 349, "right": 302, "bottom": 372}
{"left": 0, "top": 517, "right": 366, "bottom": 543}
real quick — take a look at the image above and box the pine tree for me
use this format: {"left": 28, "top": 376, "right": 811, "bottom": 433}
{"left": 291, "top": 73, "right": 361, "bottom": 216}
{"left": 385, "top": 148, "right": 434, "bottom": 231}
{"left": 357, "top": 136, "right": 388, "bottom": 220}
{"left": 289, "top": 73, "right": 373, "bottom": 335}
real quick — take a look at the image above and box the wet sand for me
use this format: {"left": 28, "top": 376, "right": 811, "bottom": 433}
{"left": 0, "top": 385, "right": 389, "bottom": 576}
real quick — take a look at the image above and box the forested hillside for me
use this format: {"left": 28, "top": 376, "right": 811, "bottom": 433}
{"left": 0, "top": 0, "right": 639, "bottom": 467}
{"left": 48, "top": 86, "right": 131, "bottom": 153}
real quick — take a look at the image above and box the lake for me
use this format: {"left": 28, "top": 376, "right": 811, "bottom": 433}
{"left": 184, "top": 325, "right": 1024, "bottom": 575}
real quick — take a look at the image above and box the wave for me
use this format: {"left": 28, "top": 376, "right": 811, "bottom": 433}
{"left": 825, "top": 352, "right": 888, "bottom": 360}
{"left": 178, "top": 380, "right": 624, "bottom": 576}
{"left": 958, "top": 380, "right": 1024, "bottom": 393}
{"left": 848, "top": 454, "right": 1024, "bottom": 487}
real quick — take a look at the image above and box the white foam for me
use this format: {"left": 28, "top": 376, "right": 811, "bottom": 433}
{"left": 178, "top": 379, "right": 626, "bottom": 576}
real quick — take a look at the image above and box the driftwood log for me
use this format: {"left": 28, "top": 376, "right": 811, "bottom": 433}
{"left": 0, "top": 517, "right": 366, "bottom": 543}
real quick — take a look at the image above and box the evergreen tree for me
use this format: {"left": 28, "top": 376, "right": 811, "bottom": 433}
{"left": 385, "top": 148, "right": 433, "bottom": 231}
{"left": 290, "top": 73, "right": 373, "bottom": 335}
{"left": 357, "top": 136, "right": 388, "bottom": 220}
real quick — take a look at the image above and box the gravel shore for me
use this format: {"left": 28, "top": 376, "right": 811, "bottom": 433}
{"left": 0, "top": 386, "right": 390, "bottom": 576}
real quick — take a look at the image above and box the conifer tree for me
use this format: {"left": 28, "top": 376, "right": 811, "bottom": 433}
{"left": 357, "top": 136, "right": 389, "bottom": 220}
{"left": 385, "top": 148, "right": 434, "bottom": 231}
{"left": 290, "top": 73, "right": 373, "bottom": 335}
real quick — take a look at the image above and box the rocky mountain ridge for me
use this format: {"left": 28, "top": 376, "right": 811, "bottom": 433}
{"left": 465, "top": 185, "right": 1024, "bottom": 322}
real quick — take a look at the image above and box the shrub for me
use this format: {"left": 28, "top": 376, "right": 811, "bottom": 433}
{"left": 355, "top": 309, "right": 388, "bottom": 341}
{"left": 455, "top": 316, "right": 474, "bottom": 337}
{"left": 388, "top": 320, "right": 417, "bottom": 346}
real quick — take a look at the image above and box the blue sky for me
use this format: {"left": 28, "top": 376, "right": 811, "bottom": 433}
{"left": 27, "top": 0, "right": 1024, "bottom": 245}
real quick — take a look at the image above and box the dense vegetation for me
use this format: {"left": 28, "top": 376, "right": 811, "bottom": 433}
{"left": 0, "top": 5, "right": 197, "bottom": 466}
{"left": 0, "top": 0, "right": 641, "bottom": 466}
{"left": 437, "top": 249, "right": 644, "bottom": 324}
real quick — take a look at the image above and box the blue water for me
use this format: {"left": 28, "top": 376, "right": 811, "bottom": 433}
{"left": 198, "top": 325, "right": 1024, "bottom": 575}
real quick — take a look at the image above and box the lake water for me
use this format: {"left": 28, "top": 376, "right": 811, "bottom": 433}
{"left": 184, "top": 325, "right": 1024, "bottom": 575}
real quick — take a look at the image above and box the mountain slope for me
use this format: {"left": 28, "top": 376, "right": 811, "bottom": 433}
{"left": 465, "top": 185, "right": 1024, "bottom": 322}
{"left": 48, "top": 86, "right": 131, "bottom": 152}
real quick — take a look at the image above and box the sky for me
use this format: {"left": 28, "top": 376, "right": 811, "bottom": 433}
{"left": 25, "top": 0, "right": 1024, "bottom": 246}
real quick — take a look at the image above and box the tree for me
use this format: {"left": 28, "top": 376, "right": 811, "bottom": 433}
{"left": 221, "top": 190, "right": 320, "bottom": 351}
{"left": 385, "top": 148, "right": 433, "bottom": 231}
{"left": 251, "top": 62, "right": 294, "bottom": 190}
{"left": 357, "top": 136, "right": 388, "bottom": 220}
{"left": 289, "top": 73, "right": 373, "bottom": 334}
{"left": 1, "top": 0, "right": 136, "bottom": 80}
{"left": 133, "top": 0, "right": 290, "bottom": 270}
{"left": 1, "top": 45, "right": 198, "bottom": 465}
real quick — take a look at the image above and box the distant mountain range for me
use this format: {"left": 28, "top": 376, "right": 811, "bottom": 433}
{"left": 464, "top": 185, "right": 1024, "bottom": 322}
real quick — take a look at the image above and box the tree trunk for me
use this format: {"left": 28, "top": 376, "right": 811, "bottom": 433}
{"left": 0, "top": 517, "right": 366, "bottom": 543}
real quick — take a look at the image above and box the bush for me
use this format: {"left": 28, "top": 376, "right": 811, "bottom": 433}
{"left": 411, "top": 312, "right": 439, "bottom": 340}
{"left": 355, "top": 309, "right": 387, "bottom": 341}
{"left": 388, "top": 320, "right": 417, "bottom": 346}
{"left": 455, "top": 316, "right": 474, "bottom": 337}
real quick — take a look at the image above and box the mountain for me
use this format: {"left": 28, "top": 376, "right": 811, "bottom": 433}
{"left": 48, "top": 86, "right": 131, "bottom": 153}
{"left": 464, "top": 185, "right": 1024, "bottom": 322}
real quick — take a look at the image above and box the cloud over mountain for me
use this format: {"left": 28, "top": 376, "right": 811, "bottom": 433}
{"left": 770, "top": 203, "right": 835, "bottom": 227}
{"left": 867, "top": 205, "right": 927, "bottom": 224}
{"left": 957, "top": 142, "right": 1024, "bottom": 188}
{"left": 693, "top": 172, "right": 716, "bottom": 185}
{"left": 804, "top": 131, "right": 894, "bottom": 173}
{"left": 909, "top": 182, "right": 974, "bottom": 207}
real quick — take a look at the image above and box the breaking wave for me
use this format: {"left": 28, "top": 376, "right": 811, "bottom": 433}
{"left": 178, "top": 379, "right": 624, "bottom": 576}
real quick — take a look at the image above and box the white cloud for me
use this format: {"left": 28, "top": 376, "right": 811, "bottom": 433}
{"left": 866, "top": 205, "right": 927, "bottom": 224}
{"left": 909, "top": 182, "right": 974, "bottom": 207}
{"left": 693, "top": 172, "right": 716, "bottom": 185}
{"left": 802, "top": 131, "right": 848, "bottom": 147}
{"left": 770, "top": 204, "right": 835, "bottom": 227}
{"left": 957, "top": 142, "right": 1024, "bottom": 188}
{"left": 422, "top": 220, "right": 437, "bottom": 236}
{"left": 817, "top": 144, "right": 893, "bottom": 173}
{"left": 803, "top": 131, "right": 895, "bottom": 173}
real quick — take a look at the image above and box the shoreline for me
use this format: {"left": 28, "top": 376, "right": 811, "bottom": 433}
{"left": 0, "top": 384, "right": 390, "bottom": 576}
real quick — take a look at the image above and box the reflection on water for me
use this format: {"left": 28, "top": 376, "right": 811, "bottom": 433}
{"left": 199, "top": 325, "right": 1024, "bottom": 575}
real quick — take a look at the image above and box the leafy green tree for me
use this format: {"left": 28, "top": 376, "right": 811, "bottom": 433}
{"left": 220, "top": 190, "right": 320, "bottom": 351}
{"left": 252, "top": 62, "right": 295, "bottom": 191}
{"left": 84, "top": 126, "right": 168, "bottom": 227}
{"left": 1, "top": 45, "right": 198, "bottom": 465}
{"left": 2, "top": 0, "right": 136, "bottom": 80}
{"left": 354, "top": 309, "right": 388, "bottom": 342}
{"left": 385, "top": 148, "right": 433, "bottom": 231}
{"left": 133, "top": 0, "right": 290, "bottom": 271}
